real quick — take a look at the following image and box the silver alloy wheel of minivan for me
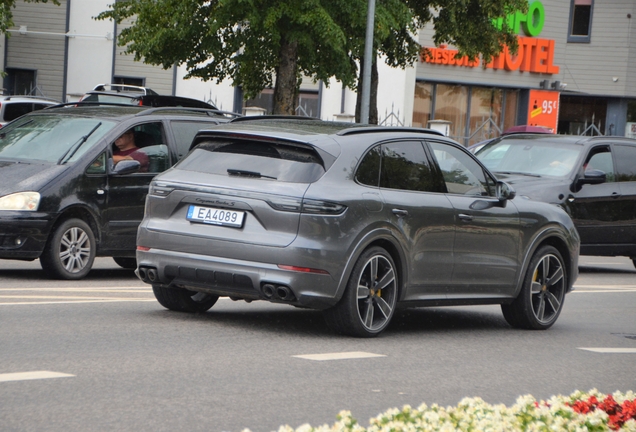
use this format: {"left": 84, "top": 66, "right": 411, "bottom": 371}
{"left": 40, "top": 218, "right": 96, "bottom": 280}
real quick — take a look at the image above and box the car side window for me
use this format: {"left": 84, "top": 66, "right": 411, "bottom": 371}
{"left": 428, "top": 142, "right": 494, "bottom": 196}
{"left": 612, "top": 144, "right": 636, "bottom": 182}
{"left": 171, "top": 121, "right": 216, "bottom": 159}
{"left": 111, "top": 122, "right": 168, "bottom": 174}
{"left": 355, "top": 146, "right": 381, "bottom": 187}
{"left": 584, "top": 146, "right": 614, "bottom": 182}
{"left": 380, "top": 141, "right": 439, "bottom": 192}
{"left": 86, "top": 152, "right": 107, "bottom": 174}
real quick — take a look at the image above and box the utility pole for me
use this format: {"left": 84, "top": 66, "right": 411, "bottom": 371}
{"left": 360, "top": 0, "right": 375, "bottom": 124}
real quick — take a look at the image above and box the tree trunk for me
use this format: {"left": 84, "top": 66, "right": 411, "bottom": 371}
{"left": 355, "top": 58, "right": 379, "bottom": 124}
{"left": 273, "top": 37, "right": 299, "bottom": 115}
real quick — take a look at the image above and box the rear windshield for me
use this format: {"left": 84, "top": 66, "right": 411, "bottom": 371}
{"left": 176, "top": 140, "right": 326, "bottom": 183}
{"left": 0, "top": 115, "right": 116, "bottom": 163}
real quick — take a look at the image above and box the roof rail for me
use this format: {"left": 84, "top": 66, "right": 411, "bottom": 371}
{"left": 337, "top": 126, "right": 444, "bottom": 137}
{"left": 3, "top": 95, "right": 62, "bottom": 103}
{"left": 91, "top": 83, "right": 158, "bottom": 95}
{"left": 133, "top": 106, "right": 242, "bottom": 118}
{"left": 229, "top": 115, "right": 320, "bottom": 123}
{"left": 44, "top": 101, "right": 145, "bottom": 109}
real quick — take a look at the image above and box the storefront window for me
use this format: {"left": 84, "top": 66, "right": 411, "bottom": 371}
{"left": 412, "top": 82, "right": 433, "bottom": 128}
{"left": 434, "top": 84, "right": 468, "bottom": 142}
{"left": 468, "top": 87, "right": 503, "bottom": 146}
{"left": 503, "top": 90, "right": 519, "bottom": 132}
{"left": 558, "top": 96, "right": 606, "bottom": 135}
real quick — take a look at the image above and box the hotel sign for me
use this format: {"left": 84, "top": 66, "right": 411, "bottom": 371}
{"left": 422, "top": 1, "right": 559, "bottom": 75}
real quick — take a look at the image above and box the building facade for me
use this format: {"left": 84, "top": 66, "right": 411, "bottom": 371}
{"left": 2, "top": 0, "right": 635, "bottom": 146}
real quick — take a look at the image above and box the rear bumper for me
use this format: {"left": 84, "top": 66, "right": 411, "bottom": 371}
{"left": 136, "top": 247, "right": 341, "bottom": 310}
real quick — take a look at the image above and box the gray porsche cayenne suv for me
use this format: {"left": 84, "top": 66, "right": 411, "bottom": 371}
{"left": 136, "top": 117, "right": 580, "bottom": 337}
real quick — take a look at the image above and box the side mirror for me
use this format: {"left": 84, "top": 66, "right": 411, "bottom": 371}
{"left": 573, "top": 169, "right": 606, "bottom": 192}
{"left": 496, "top": 181, "right": 516, "bottom": 202}
{"left": 111, "top": 159, "right": 140, "bottom": 175}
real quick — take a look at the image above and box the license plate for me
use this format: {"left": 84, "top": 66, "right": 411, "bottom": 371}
{"left": 186, "top": 205, "right": 245, "bottom": 228}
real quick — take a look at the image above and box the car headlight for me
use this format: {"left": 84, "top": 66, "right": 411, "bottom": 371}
{"left": 0, "top": 192, "right": 41, "bottom": 211}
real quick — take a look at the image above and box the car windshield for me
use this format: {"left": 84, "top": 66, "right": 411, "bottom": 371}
{"left": 476, "top": 138, "right": 582, "bottom": 177}
{"left": 0, "top": 115, "right": 116, "bottom": 163}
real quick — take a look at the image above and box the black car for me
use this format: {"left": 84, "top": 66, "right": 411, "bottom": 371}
{"left": 0, "top": 105, "right": 232, "bottom": 279}
{"left": 476, "top": 133, "right": 636, "bottom": 266}
{"left": 80, "top": 84, "right": 218, "bottom": 110}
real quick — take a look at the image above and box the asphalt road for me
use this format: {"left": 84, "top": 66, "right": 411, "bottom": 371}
{"left": 1, "top": 256, "right": 635, "bottom": 432}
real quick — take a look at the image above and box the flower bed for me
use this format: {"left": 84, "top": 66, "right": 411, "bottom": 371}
{"left": 271, "top": 390, "right": 636, "bottom": 432}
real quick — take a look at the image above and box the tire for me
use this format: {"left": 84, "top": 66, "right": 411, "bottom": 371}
{"left": 323, "top": 246, "right": 398, "bottom": 337}
{"left": 152, "top": 285, "right": 218, "bottom": 313}
{"left": 502, "top": 245, "right": 567, "bottom": 330}
{"left": 113, "top": 257, "right": 137, "bottom": 269}
{"left": 40, "top": 218, "right": 96, "bottom": 280}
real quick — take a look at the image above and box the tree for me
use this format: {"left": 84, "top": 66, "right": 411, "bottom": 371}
{"left": 97, "top": 0, "right": 527, "bottom": 118}
{"left": 0, "top": 0, "right": 60, "bottom": 34}
{"left": 339, "top": 0, "right": 528, "bottom": 122}
{"left": 97, "top": 0, "right": 358, "bottom": 115}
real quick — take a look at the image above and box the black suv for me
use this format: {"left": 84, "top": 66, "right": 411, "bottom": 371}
{"left": 0, "top": 104, "right": 234, "bottom": 279}
{"left": 476, "top": 133, "right": 636, "bottom": 266}
{"left": 80, "top": 84, "right": 218, "bottom": 109}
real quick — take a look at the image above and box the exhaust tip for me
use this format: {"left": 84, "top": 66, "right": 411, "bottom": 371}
{"left": 261, "top": 284, "right": 275, "bottom": 299}
{"left": 147, "top": 268, "right": 158, "bottom": 282}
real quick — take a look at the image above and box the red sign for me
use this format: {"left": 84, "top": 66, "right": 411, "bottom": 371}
{"left": 527, "top": 90, "right": 559, "bottom": 132}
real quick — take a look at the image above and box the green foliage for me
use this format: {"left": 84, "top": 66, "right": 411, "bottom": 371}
{"left": 0, "top": 0, "right": 60, "bottom": 34}
{"left": 96, "top": 0, "right": 528, "bottom": 111}
{"left": 97, "top": 0, "right": 356, "bottom": 100}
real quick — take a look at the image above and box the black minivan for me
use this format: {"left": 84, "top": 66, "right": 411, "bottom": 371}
{"left": 0, "top": 105, "right": 232, "bottom": 279}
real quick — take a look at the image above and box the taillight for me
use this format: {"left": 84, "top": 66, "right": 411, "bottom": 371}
{"left": 278, "top": 265, "right": 330, "bottom": 275}
{"left": 301, "top": 199, "right": 346, "bottom": 215}
{"left": 137, "top": 246, "right": 150, "bottom": 251}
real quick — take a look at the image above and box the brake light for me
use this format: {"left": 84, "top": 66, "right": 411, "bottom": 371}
{"left": 278, "top": 265, "right": 330, "bottom": 275}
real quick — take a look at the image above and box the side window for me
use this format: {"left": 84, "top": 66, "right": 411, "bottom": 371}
{"left": 86, "top": 152, "right": 107, "bottom": 175}
{"left": 428, "top": 142, "right": 494, "bottom": 196}
{"left": 568, "top": 0, "right": 593, "bottom": 43}
{"left": 355, "top": 146, "right": 381, "bottom": 187}
{"left": 3, "top": 103, "right": 32, "bottom": 122}
{"left": 613, "top": 145, "right": 636, "bottom": 182}
{"left": 380, "top": 141, "right": 438, "bottom": 192}
{"left": 584, "top": 146, "right": 614, "bottom": 182}
{"left": 170, "top": 121, "right": 215, "bottom": 159}
{"left": 112, "top": 122, "right": 168, "bottom": 174}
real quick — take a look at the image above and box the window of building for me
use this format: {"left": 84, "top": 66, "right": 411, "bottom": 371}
{"left": 434, "top": 84, "right": 468, "bottom": 143}
{"left": 412, "top": 82, "right": 433, "bottom": 128}
{"left": 412, "top": 83, "right": 519, "bottom": 147}
{"left": 4, "top": 68, "right": 36, "bottom": 95}
{"left": 568, "top": 0, "right": 593, "bottom": 43}
{"left": 468, "top": 87, "right": 503, "bottom": 146}
{"left": 113, "top": 76, "right": 145, "bottom": 87}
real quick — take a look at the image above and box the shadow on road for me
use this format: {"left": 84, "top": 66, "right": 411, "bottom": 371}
{"left": 140, "top": 302, "right": 511, "bottom": 338}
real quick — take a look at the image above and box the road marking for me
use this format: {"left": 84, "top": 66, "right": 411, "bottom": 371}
{"left": 572, "top": 288, "right": 636, "bottom": 294}
{"left": 0, "top": 287, "right": 148, "bottom": 292}
{"left": 0, "top": 299, "right": 157, "bottom": 306}
{"left": 578, "top": 348, "right": 636, "bottom": 353}
{"left": 0, "top": 371, "right": 75, "bottom": 383}
{"left": 293, "top": 351, "right": 386, "bottom": 361}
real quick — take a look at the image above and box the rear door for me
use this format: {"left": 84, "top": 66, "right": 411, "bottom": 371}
{"left": 374, "top": 141, "right": 455, "bottom": 300}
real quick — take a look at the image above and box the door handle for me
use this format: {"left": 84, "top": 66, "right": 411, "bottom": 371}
{"left": 458, "top": 213, "right": 473, "bottom": 222}
{"left": 392, "top": 208, "right": 408, "bottom": 217}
